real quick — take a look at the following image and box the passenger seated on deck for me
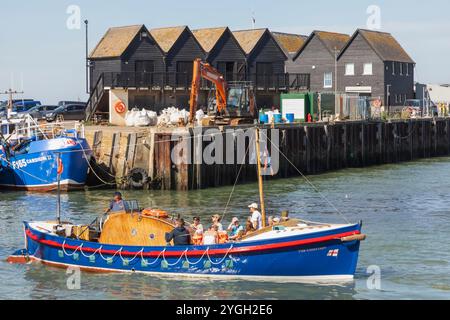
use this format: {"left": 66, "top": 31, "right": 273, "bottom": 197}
{"left": 190, "top": 217, "right": 204, "bottom": 235}
{"left": 210, "top": 214, "right": 224, "bottom": 231}
{"left": 104, "top": 192, "right": 128, "bottom": 214}
{"left": 165, "top": 218, "right": 191, "bottom": 246}
{"left": 245, "top": 218, "right": 256, "bottom": 235}
{"left": 227, "top": 217, "right": 244, "bottom": 241}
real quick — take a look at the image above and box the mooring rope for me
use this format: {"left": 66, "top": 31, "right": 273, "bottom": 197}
{"left": 261, "top": 130, "right": 351, "bottom": 224}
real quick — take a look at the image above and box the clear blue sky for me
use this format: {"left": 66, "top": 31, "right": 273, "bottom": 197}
{"left": 1, "top": 0, "right": 449, "bottom": 104}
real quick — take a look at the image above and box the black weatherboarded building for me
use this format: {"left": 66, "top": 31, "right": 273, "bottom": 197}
{"left": 338, "top": 29, "right": 415, "bottom": 107}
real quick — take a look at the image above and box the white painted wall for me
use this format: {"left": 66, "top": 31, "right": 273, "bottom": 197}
{"left": 109, "top": 89, "right": 129, "bottom": 126}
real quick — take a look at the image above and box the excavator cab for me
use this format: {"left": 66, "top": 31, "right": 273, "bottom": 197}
{"left": 205, "top": 81, "right": 256, "bottom": 125}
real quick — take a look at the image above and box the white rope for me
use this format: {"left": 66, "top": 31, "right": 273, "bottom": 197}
{"left": 61, "top": 240, "right": 81, "bottom": 257}
{"left": 140, "top": 248, "right": 167, "bottom": 266}
{"left": 98, "top": 247, "right": 123, "bottom": 262}
{"left": 206, "top": 245, "right": 234, "bottom": 265}
{"left": 162, "top": 249, "right": 188, "bottom": 267}
{"left": 184, "top": 247, "right": 209, "bottom": 266}
{"left": 79, "top": 245, "right": 102, "bottom": 259}
{"left": 119, "top": 248, "right": 144, "bottom": 264}
{"left": 76, "top": 140, "right": 116, "bottom": 186}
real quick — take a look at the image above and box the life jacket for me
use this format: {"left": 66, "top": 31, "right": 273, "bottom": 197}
{"left": 141, "top": 208, "right": 169, "bottom": 219}
{"left": 218, "top": 231, "right": 229, "bottom": 244}
{"left": 192, "top": 233, "right": 203, "bottom": 245}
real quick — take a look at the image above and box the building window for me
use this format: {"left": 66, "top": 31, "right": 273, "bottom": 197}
{"left": 345, "top": 63, "right": 355, "bottom": 76}
{"left": 392, "top": 62, "right": 395, "bottom": 75}
{"left": 400, "top": 63, "right": 403, "bottom": 75}
{"left": 363, "top": 63, "right": 373, "bottom": 75}
{"left": 324, "top": 72, "right": 333, "bottom": 88}
{"left": 406, "top": 64, "right": 409, "bottom": 76}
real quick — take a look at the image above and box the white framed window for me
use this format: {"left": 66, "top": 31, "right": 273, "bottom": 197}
{"left": 392, "top": 62, "right": 395, "bottom": 75}
{"left": 345, "top": 63, "right": 355, "bottom": 76}
{"left": 406, "top": 64, "right": 409, "bottom": 76}
{"left": 324, "top": 72, "right": 333, "bottom": 88}
{"left": 400, "top": 63, "right": 403, "bottom": 75}
{"left": 363, "top": 63, "right": 373, "bottom": 75}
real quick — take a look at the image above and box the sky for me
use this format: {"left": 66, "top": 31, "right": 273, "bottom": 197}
{"left": 0, "top": 0, "right": 449, "bottom": 104}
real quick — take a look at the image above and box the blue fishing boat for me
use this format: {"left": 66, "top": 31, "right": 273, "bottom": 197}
{"left": 0, "top": 118, "right": 92, "bottom": 191}
{"left": 7, "top": 128, "right": 366, "bottom": 282}
{"left": 8, "top": 217, "right": 364, "bottom": 282}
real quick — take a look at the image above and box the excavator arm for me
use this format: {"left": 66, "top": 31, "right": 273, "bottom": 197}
{"left": 189, "top": 58, "right": 227, "bottom": 123}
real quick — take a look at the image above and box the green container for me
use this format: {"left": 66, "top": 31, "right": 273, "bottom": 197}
{"left": 280, "top": 93, "right": 309, "bottom": 121}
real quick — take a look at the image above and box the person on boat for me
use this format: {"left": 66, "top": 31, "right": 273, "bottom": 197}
{"left": 105, "top": 192, "right": 128, "bottom": 214}
{"left": 268, "top": 216, "right": 281, "bottom": 226}
{"left": 190, "top": 216, "right": 204, "bottom": 235}
{"left": 245, "top": 217, "right": 256, "bottom": 235}
{"left": 248, "top": 203, "right": 263, "bottom": 230}
{"left": 210, "top": 214, "right": 224, "bottom": 231}
{"left": 227, "top": 217, "right": 244, "bottom": 241}
{"left": 165, "top": 218, "right": 191, "bottom": 246}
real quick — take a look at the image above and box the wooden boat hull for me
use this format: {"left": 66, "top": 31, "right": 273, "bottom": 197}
{"left": 9, "top": 221, "right": 363, "bottom": 282}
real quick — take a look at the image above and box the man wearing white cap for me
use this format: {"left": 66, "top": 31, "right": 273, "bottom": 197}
{"left": 248, "top": 203, "right": 263, "bottom": 230}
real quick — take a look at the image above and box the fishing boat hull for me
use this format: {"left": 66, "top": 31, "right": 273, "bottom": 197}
{"left": 0, "top": 137, "right": 91, "bottom": 191}
{"left": 9, "top": 221, "right": 363, "bottom": 282}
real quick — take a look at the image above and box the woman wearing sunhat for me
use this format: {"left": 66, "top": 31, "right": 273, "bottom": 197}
{"left": 210, "top": 214, "right": 224, "bottom": 231}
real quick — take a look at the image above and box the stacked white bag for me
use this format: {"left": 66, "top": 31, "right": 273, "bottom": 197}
{"left": 157, "top": 107, "right": 190, "bottom": 127}
{"left": 125, "top": 108, "right": 158, "bottom": 127}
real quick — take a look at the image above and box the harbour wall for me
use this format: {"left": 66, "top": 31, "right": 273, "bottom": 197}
{"left": 84, "top": 118, "right": 450, "bottom": 190}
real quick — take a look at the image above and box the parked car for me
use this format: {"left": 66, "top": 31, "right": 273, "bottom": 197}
{"left": 16, "top": 105, "right": 59, "bottom": 120}
{"left": 45, "top": 104, "right": 87, "bottom": 122}
{"left": 58, "top": 101, "right": 86, "bottom": 107}
{"left": 0, "top": 100, "right": 40, "bottom": 118}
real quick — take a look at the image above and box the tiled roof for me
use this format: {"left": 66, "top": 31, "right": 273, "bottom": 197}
{"left": 192, "top": 27, "right": 228, "bottom": 52}
{"left": 90, "top": 25, "right": 143, "bottom": 58}
{"left": 232, "top": 29, "right": 267, "bottom": 54}
{"left": 357, "top": 29, "right": 415, "bottom": 63}
{"left": 314, "top": 31, "right": 351, "bottom": 53}
{"left": 150, "top": 26, "right": 187, "bottom": 53}
{"left": 272, "top": 32, "right": 307, "bottom": 54}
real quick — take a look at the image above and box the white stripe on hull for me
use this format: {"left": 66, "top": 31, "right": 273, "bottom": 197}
{"left": 24, "top": 256, "right": 355, "bottom": 284}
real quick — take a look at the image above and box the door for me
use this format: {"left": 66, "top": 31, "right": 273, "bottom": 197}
{"left": 217, "top": 62, "right": 235, "bottom": 82}
{"left": 256, "top": 62, "right": 273, "bottom": 87}
{"left": 176, "top": 61, "right": 194, "bottom": 87}
{"left": 135, "top": 60, "right": 154, "bottom": 87}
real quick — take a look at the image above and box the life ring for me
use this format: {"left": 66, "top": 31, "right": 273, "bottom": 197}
{"left": 373, "top": 99, "right": 382, "bottom": 108}
{"left": 114, "top": 101, "right": 127, "bottom": 114}
{"left": 141, "top": 208, "right": 169, "bottom": 219}
{"left": 128, "top": 167, "right": 149, "bottom": 189}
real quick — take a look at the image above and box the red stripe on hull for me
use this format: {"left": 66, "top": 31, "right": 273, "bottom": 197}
{"left": 0, "top": 183, "right": 84, "bottom": 192}
{"left": 26, "top": 228, "right": 361, "bottom": 258}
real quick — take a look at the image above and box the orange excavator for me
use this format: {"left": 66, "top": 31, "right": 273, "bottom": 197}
{"left": 189, "top": 58, "right": 256, "bottom": 126}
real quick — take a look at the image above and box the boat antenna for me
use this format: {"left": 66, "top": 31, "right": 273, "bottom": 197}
{"left": 254, "top": 127, "right": 267, "bottom": 227}
{"left": 56, "top": 152, "right": 62, "bottom": 225}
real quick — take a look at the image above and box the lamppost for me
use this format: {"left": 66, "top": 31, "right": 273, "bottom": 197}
{"left": 84, "top": 19, "right": 89, "bottom": 95}
{"left": 386, "top": 84, "right": 392, "bottom": 114}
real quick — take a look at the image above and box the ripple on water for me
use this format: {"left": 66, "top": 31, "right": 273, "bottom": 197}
{"left": 2, "top": 157, "right": 450, "bottom": 299}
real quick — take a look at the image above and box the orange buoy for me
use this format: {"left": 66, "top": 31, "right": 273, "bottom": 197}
{"left": 114, "top": 101, "right": 127, "bottom": 114}
{"left": 141, "top": 208, "right": 169, "bottom": 219}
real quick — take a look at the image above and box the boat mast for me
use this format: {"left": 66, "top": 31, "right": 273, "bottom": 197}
{"left": 56, "top": 152, "right": 62, "bottom": 225}
{"left": 1, "top": 88, "right": 24, "bottom": 120}
{"left": 254, "top": 127, "right": 267, "bottom": 227}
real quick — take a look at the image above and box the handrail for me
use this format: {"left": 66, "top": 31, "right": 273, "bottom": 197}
{"left": 85, "top": 73, "right": 105, "bottom": 121}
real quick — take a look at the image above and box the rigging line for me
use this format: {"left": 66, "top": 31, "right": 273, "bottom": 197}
{"left": 76, "top": 140, "right": 116, "bottom": 186}
{"left": 221, "top": 139, "right": 252, "bottom": 221}
{"left": 260, "top": 130, "right": 351, "bottom": 224}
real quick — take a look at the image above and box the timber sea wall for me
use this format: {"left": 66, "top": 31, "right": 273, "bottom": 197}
{"left": 84, "top": 118, "right": 450, "bottom": 190}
